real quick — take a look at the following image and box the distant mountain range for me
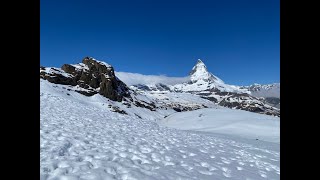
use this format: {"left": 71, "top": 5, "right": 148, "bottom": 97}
{"left": 40, "top": 57, "right": 279, "bottom": 116}
{"left": 242, "top": 83, "right": 280, "bottom": 98}
{"left": 119, "top": 59, "right": 279, "bottom": 116}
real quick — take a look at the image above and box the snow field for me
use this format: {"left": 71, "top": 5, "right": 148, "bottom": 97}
{"left": 41, "top": 80, "right": 279, "bottom": 180}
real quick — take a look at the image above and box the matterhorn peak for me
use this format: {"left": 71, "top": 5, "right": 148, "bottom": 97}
{"left": 189, "top": 59, "right": 221, "bottom": 83}
{"left": 190, "top": 59, "right": 208, "bottom": 75}
{"left": 197, "top": 59, "right": 204, "bottom": 64}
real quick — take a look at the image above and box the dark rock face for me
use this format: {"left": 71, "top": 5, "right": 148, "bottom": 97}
{"left": 264, "top": 97, "right": 280, "bottom": 109}
{"left": 173, "top": 107, "right": 182, "bottom": 112}
{"left": 110, "top": 106, "right": 128, "bottom": 114}
{"left": 161, "top": 103, "right": 203, "bottom": 112}
{"left": 133, "top": 84, "right": 151, "bottom": 91}
{"left": 61, "top": 64, "right": 76, "bottom": 75}
{"left": 200, "top": 96, "right": 218, "bottom": 103}
{"left": 154, "top": 83, "right": 171, "bottom": 91}
{"left": 198, "top": 89, "right": 280, "bottom": 117}
{"left": 40, "top": 57, "right": 130, "bottom": 101}
{"left": 133, "top": 100, "right": 156, "bottom": 111}
{"left": 40, "top": 69, "right": 77, "bottom": 86}
{"left": 132, "top": 83, "right": 171, "bottom": 92}
{"left": 218, "top": 95, "right": 278, "bottom": 117}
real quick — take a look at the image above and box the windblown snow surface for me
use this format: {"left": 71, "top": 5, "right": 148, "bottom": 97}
{"left": 40, "top": 80, "right": 280, "bottom": 180}
{"left": 159, "top": 108, "right": 279, "bottom": 143}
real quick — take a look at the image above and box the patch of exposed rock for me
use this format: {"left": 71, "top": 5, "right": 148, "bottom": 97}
{"left": 40, "top": 57, "right": 129, "bottom": 101}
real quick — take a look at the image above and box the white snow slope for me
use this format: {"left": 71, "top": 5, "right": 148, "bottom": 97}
{"left": 41, "top": 79, "right": 280, "bottom": 180}
{"left": 159, "top": 108, "right": 280, "bottom": 143}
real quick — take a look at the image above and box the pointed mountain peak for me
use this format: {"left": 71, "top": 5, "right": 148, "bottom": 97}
{"left": 189, "top": 59, "right": 209, "bottom": 76}
{"left": 197, "top": 59, "right": 204, "bottom": 64}
{"left": 82, "top": 57, "right": 112, "bottom": 68}
{"left": 189, "top": 59, "right": 223, "bottom": 83}
{"left": 194, "top": 59, "right": 206, "bottom": 68}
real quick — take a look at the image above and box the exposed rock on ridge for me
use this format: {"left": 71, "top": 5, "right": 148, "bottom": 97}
{"left": 40, "top": 57, "right": 129, "bottom": 101}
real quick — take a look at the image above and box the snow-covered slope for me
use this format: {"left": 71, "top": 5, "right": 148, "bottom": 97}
{"left": 160, "top": 108, "right": 280, "bottom": 143}
{"left": 41, "top": 79, "right": 280, "bottom": 180}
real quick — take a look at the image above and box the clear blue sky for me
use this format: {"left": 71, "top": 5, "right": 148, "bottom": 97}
{"left": 40, "top": 0, "right": 279, "bottom": 86}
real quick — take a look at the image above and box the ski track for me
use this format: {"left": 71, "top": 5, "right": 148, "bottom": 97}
{"left": 40, "top": 92, "right": 279, "bottom": 180}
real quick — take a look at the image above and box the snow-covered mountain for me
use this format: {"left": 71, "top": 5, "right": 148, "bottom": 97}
{"left": 240, "top": 83, "right": 280, "bottom": 109}
{"left": 40, "top": 57, "right": 280, "bottom": 179}
{"left": 172, "top": 59, "right": 249, "bottom": 93}
{"left": 242, "top": 83, "right": 280, "bottom": 98}
{"left": 189, "top": 59, "right": 224, "bottom": 85}
{"left": 123, "top": 59, "right": 279, "bottom": 117}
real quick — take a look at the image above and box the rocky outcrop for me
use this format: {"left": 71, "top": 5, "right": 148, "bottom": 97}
{"left": 240, "top": 83, "right": 280, "bottom": 109}
{"left": 40, "top": 57, "right": 130, "bottom": 101}
{"left": 198, "top": 89, "right": 280, "bottom": 117}
{"left": 264, "top": 97, "right": 280, "bottom": 109}
{"left": 40, "top": 68, "right": 77, "bottom": 85}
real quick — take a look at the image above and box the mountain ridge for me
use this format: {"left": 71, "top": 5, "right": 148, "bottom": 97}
{"left": 128, "top": 59, "right": 280, "bottom": 116}
{"left": 40, "top": 57, "right": 279, "bottom": 117}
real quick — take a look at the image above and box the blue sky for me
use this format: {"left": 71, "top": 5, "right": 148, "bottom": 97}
{"left": 40, "top": 0, "right": 279, "bottom": 86}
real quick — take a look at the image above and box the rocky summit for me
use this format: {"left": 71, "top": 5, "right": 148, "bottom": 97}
{"left": 40, "top": 57, "right": 130, "bottom": 101}
{"left": 189, "top": 59, "right": 222, "bottom": 83}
